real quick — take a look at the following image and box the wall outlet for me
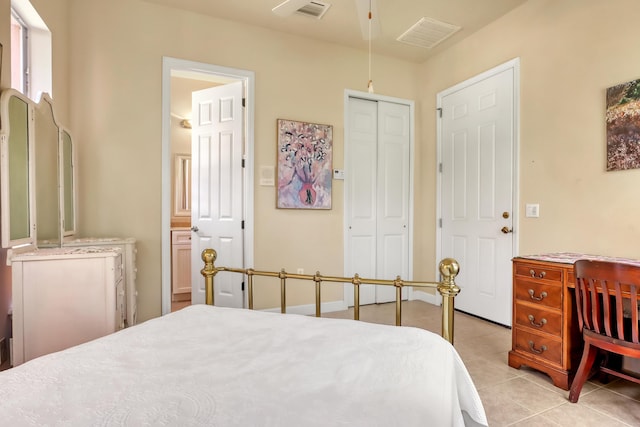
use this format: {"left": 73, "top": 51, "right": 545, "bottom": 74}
{"left": 296, "top": 268, "right": 304, "bottom": 275}
{"left": 0, "top": 337, "right": 7, "bottom": 365}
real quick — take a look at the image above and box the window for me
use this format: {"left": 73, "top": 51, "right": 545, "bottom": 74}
{"left": 10, "top": 10, "right": 28, "bottom": 95}
{"left": 10, "top": 0, "right": 51, "bottom": 101}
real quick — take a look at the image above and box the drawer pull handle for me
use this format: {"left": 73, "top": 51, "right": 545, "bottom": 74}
{"left": 528, "top": 341, "right": 547, "bottom": 354}
{"left": 528, "top": 289, "right": 548, "bottom": 301}
{"left": 529, "top": 269, "right": 546, "bottom": 279}
{"left": 527, "top": 314, "right": 547, "bottom": 328}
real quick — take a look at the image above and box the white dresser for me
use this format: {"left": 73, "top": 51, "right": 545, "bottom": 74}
{"left": 11, "top": 247, "right": 124, "bottom": 366}
{"left": 61, "top": 237, "right": 137, "bottom": 326}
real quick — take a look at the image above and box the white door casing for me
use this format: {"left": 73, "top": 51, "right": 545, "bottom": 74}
{"left": 438, "top": 59, "right": 519, "bottom": 326}
{"left": 344, "top": 92, "right": 413, "bottom": 305}
{"left": 191, "top": 81, "right": 244, "bottom": 307}
{"left": 161, "top": 57, "right": 254, "bottom": 316}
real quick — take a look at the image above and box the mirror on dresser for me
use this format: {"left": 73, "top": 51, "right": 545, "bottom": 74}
{"left": 0, "top": 89, "right": 76, "bottom": 249}
{"left": 173, "top": 153, "right": 191, "bottom": 220}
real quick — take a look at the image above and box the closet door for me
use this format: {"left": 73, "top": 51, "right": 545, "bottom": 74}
{"left": 345, "top": 97, "right": 411, "bottom": 305}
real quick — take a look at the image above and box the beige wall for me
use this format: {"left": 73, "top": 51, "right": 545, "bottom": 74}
{"left": 65, "top": 0, "right": 419, "bottom": 320}
{"left": 418, "top": 0, "right": 640, "bottom": 264}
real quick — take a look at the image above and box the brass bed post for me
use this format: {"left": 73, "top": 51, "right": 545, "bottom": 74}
{"left": 201, "top": 249, "right": 218, "bottom": 306}
{"left": 437, "top": 258, "right": 460, "bottom": 345}
{"left": 247, "top": 269, "right": 255, "bottom": 310}
{"left": 353, "top": 274, "right": 361, "bottom": 321}
{"left": 279, "top": 269, "right": 287, "bottom": 314}
{"left": 314, "top": 272, "right": 322, "bottom": 317}
{"left": 394, "top": 276, "right": 403, "bottom": 326}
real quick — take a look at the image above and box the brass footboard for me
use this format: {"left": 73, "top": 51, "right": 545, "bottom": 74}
{"left": 200, "top": 249, "right": 461, "bottom": 344}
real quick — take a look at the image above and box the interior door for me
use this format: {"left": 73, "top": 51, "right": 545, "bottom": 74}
{"left": 345, "top": 96, "right": 411, "bottom": 305}
{"left": 191, "top": 81, "right": 244, "bottom": 307}
{"left": 440, "top": 64, "right": 516, "bottom": 326}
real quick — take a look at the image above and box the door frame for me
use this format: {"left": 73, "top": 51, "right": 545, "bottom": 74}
{"left": 160, "top": 57, "right": 255, "bottom": 315}
{"left": 343, "top": 89, "right": 415, "bottom": 306}
{"left": 435, "top": 58, "right": 520, "bottom": 304}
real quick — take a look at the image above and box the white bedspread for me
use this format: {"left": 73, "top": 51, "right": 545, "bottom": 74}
{"left": 0, "top": 305, "right": 487, "bottom": 426}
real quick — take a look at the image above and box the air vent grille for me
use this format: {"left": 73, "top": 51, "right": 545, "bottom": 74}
{"left": 397, "top": 17, "right": 461, "bottom": 49}
{"left": 296, "top": 1, "right": 331, "bottom": 19}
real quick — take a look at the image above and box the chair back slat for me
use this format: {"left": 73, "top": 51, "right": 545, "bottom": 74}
{"left": 632, "top": 284, "right": 639, "bottom": 344}
{"left": 588, "top": 278, "right": 602, "bottom": 334}
{"left": 600, "top": 279, "right": 612, "bottom": 338}
{"left": 613, "top": 282, "right": 624, "bottom": 340}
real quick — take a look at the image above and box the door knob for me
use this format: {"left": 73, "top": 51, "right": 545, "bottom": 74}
{"left": 501, "top": 226, "right": 513, "bottom": 234}
{"left": 191, "top": 226, "right": 199, "bottom": 232}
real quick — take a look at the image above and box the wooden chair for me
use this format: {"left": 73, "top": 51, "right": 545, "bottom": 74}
{"left": 569, "top": 259, "right": 640, "bottom": 403}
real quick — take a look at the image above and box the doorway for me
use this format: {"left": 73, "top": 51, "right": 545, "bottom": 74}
{"left": 343, "top": 90, "right": 414, "bottom": 306}
{"left": 161, "top": 57, "right": 255, "bottom": 315}
{"left": 436, "top": 58, "right": 519, "bottom": 326}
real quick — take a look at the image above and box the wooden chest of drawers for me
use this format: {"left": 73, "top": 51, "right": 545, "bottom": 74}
{"left": 508, "top": 257, "right": 582, "bottom": 390}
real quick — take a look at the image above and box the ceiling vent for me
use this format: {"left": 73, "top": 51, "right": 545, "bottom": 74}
{"left": 272, "top": 0, "right": 331, "bottom": 19}
{"left": 396, "top": 17, "right": 461, "bottom": 49}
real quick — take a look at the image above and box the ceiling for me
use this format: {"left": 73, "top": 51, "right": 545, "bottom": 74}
{"left": 144, "top": 0, "right": 527, "bottom": 63}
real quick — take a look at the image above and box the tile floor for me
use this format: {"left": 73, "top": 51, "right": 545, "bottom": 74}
{"left": 323, "top": 301, "right": 640, "bottom": 427}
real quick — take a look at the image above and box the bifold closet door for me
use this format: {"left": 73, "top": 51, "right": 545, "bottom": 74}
{"left": 346, "top": 97, "right": 410, "bottom": 305}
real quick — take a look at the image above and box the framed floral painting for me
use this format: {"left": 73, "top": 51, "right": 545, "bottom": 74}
{"left": 277, "top": 119, "right": 333, "bottom": 209}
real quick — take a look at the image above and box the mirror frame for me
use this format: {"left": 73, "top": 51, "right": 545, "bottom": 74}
{"left": 173, "top": 153, "right": 191, "bottom": 218}
{"left": 60, "top": 127, "right": 77, "bottom": 238}
{"left": 0, "top": 89, "right": 37, "bottom": 248}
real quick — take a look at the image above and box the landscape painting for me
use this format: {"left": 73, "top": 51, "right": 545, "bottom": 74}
{"left": 607, "top": 78, "right": 640, "bottom": 171}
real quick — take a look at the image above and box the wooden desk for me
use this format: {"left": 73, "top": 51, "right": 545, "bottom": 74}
{"left": 508, "top": 253, "right": 640, "bottom": 390}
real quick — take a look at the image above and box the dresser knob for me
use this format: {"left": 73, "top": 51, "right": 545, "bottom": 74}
{"left": 528, "top": 289, "right": 548, "bottom": 301}
{"left": 527, "top": 314, "right": 547, "bottom": 328}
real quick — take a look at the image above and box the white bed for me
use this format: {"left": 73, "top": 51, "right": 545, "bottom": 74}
{"left": 0, "top": 304, "right": 487, "bottom": 426}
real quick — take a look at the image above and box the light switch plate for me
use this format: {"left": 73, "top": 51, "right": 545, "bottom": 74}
{"left": 525, "top": 204, "right": 540, "bottom": 218}
{"left": 333, "top": 169, "right": 345, "bottom": 180}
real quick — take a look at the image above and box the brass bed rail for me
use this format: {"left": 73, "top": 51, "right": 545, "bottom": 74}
{"left": 200, "top": 248, "right": 461, "bottom": 344}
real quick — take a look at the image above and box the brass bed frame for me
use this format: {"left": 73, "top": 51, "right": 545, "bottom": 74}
{"left": 200, "top": 248, "right": 461, "bottom": 344}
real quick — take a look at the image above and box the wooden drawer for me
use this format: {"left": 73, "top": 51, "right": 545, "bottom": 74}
{"left": 514, "top": 301, "right": 562, "bottom": 336}
{"left": 514, "top": 262, "right": 563, "bottom": 283}
{"left": 172, "top": 230, "right": 192, "bottom": 245}
{"left": 514, "top": 328, "right": 563, "bottom": 366}
{"left": 514, "top": 279, "right": 562, "bottom": 309}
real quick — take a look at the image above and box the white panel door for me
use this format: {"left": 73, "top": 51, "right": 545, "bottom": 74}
{"left": 440, "top": 66, "right": 515, "bottom": 326}
{"left": 346, "top": 98, "right": 378, "bottom": 304}
{"left": 376, "top": 101, "right": 410, "bottom": 303}
{"left": 346, "top": 97, "right": 411, "bottom": 305}
{"left": 191, "top": 81, "right": 244, "bottom": 307}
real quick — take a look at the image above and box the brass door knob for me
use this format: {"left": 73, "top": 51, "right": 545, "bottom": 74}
{"left": 501, "top": 226, "right": 513, "bottom": 234}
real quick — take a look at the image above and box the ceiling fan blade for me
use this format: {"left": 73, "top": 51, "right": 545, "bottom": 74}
{"left": 272, "top": 0, "right": 312, "bottom": 17}
{"left": 355, "top": 0, "right": 381, "bottom": 40}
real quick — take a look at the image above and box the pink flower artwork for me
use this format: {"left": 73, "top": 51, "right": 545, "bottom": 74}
{"left": 277, "top": 119, "right": 332, "bottom": 209}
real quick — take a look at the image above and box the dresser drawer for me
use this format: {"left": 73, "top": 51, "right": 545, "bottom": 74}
{"left": 172, "top": 230, "right": 192, "bottom": 245}
{"left": 514, "top": 301, "right": 562, "bottom": 336}
{"left": 514, "top": 279, "right": 562, "bottom": 308}
{"left": 514, "top": 328, "right": 562, "bottom": 366}
{"left": 514, "top": 262, "right": 563, "bottom": 283}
